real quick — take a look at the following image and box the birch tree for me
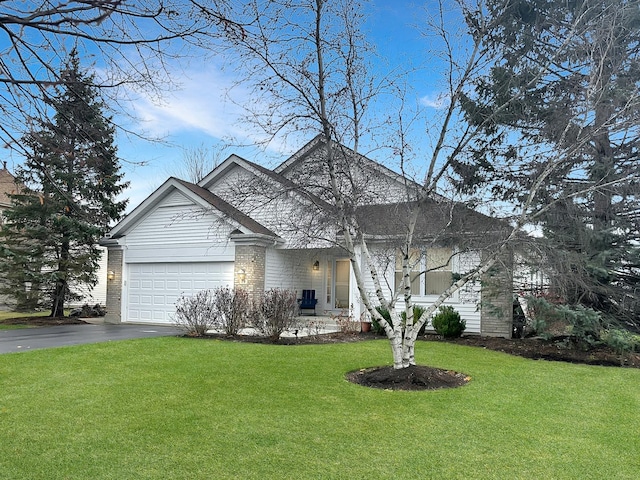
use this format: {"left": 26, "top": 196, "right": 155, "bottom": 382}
{"left": 205, "top": 0, "right": 640, "bottom": 368}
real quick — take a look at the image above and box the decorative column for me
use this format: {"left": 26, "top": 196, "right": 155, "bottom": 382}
{"left": 230, "top": 233, "right": 280, "bottom": 300}
{"left": 102, "top": 241, "right": 124, "bottom": 324}
{"left": 480, "top": 250, "right": 514, "bottom": 338}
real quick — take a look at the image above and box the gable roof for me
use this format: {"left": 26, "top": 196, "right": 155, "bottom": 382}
{"left": 173, "top": 179, "right": 278, "bottom": 237}
{"left": 274, "top": 135, "right": 415, "bottom": 190}
{"left": 198, "top": 151, "right": 332, "bottom": 211}
{"left": 106, "top": 177, "right": 279, "bottom": 240}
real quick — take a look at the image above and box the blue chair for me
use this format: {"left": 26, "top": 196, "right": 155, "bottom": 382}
{"left": 298, "top": 290, "right": 318, "bottom": 315}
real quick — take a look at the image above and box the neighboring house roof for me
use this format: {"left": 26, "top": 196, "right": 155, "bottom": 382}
{"left": 0, "top": 165, "right": 20, "bottom": 209}
{"left": 106, "top": 177, "right": 279, "bottom": 240}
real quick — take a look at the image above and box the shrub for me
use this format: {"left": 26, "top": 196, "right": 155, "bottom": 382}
{"left": 372, "top": 306, "right": 392, "bottom": 335}
{"left": 372, "top": 305, "right": 427, "bottom": 336}
{"left": 526, "top": 296, "right": 602, "bottom": 348}
{"left": 330, "top": 307, "right": 360, "bottom": 334}
{"left": 214, "top": 287, "right": 250, "bottom": 335}
{"left": 249, "top": 288, "right": 299, "bottom": 340}
{"left": 173, "top": 289, "right": 218, "bottom": 336}
{"left": 432, "top": 305, "right": 465, "bottom": 338}
{"left": 402, "top": 305, "right": 428, "bottom": 336}
{"left": 601, "top": 328, "right": 640, "bottom": 356}
{"left": 557, "top": 303, "right": 602, "bottom": 349}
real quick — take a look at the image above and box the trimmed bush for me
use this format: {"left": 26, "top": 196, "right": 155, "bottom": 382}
{"left": 249, "top": 288, "right": 299, "bottom": 340}
{"left": 601, "top": 328, "right": 640, "bottom": 356}
{"left": 214, "top": 287, "right": 250, "bottom": 335}
{"left": 173, "top": 289, "right": 218, "bottom": 336}
{"left": 432, "top": 305, "right": 465, "bottom": 338}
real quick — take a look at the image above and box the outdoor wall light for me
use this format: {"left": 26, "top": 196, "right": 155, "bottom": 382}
{"left": 238, "top": 268, "right": 247, "bottom": 283}
{"left": 312, "top": 260, "right": 320, "bottom": 271}
{"left": 107, "top": 270, "right": 115, "bottom": 281}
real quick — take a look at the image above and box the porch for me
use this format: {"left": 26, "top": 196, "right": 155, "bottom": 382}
{"left": 206, "top": 315, "right": 350, "bottom": 337}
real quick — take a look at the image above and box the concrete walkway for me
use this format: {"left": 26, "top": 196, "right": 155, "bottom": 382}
{"left": 0, "top": 323, "right": 182, "bottom": 354}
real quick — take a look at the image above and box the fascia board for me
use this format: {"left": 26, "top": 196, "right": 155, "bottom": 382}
{"left": 197, "top": 153, "right": 251, "bottom": 189}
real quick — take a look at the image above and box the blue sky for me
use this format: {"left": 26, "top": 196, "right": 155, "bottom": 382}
{"left": 110, "top": 1, "right": 469, "bottom": 211}
{"left": 0, "top": 1, "right": 466, "bottom": 211}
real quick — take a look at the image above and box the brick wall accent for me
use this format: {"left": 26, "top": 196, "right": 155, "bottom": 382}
{"left": 480, "top": 251, "right": 513, "bottom": 338}
{"left": 104, "top": 247, "right": 123, "bottom": 324}
{"left": 234, "top": 244, "right": 266, "bottom": 299}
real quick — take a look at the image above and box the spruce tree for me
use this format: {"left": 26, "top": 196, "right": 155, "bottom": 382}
{"left": 459, "top": 0, "right": 640, "bottom": 329}
{"left": 0, "top": 50, "right": 127, "bottom": 315}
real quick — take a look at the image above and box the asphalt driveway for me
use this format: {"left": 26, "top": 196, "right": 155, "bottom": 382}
{"left": 0, "top": 324, "right": 182, "bottom": 354}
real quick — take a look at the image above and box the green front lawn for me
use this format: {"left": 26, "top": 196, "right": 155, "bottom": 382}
{"left": 0, "top": 338, "right": 638, "bottom": 479}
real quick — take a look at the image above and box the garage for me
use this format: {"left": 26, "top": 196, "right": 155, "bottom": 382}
{"left": 126, "top": 262, "right": 234, "bottom": 324}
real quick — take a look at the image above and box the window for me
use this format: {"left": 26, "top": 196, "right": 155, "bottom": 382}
{"left": 394, "top": 247, "right": 454, "bottom": 296}
{"left": 425, "top": 247, "right": 452, "bottom": 295}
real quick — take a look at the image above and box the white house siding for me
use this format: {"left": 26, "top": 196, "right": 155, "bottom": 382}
{"left": 360, "top": 246, "right": 482, "bottom": 334}
{"left": 72, "top": 246, "right": 108, "bottom": 306}
{"left": 265, "top": 248, "right": 327, "bottom": 310}
{"left": 119, "top": 192, "right": 236, "bottom": 323}
{"left": 124, "top": 201, "right": 235, "bottom": 263}
{"left": 209, "top": 165, "right": 324, "bottom": 248}
{"left": 280, "top": 147, "right": 410, "bottom": 205}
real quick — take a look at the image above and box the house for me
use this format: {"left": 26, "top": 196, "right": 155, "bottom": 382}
{"left": 101, "top": 137, "right": 514, "bottom": 337}
{"left": 0, "top": 163, "right": 19, "bottom": 224}
{"left": 0, "top": 164, "right": 21, "bottom": 310}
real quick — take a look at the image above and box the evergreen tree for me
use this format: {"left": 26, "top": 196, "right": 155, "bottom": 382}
{"left": 459, "top": 0, "right": 640, "bottom": 328}
{"left": 0, "top": 50, "right": 128, "bottom": 315}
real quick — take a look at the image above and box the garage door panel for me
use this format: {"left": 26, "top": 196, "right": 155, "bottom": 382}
{"left": 167, "top": 264, "right": 180, "bottom": 274}
{"left": 126, "top": 262, "right": 233, "bottom": 324}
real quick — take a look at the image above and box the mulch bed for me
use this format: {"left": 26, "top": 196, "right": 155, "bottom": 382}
{"left": 433, "top": 335, "right": 640, "bottom": 368}
{"left": 346, "top": 365, "right": 471, "bottom": 391}
{"left": 0, "top": 316, "right": 88, "bottom": 326}
{"left": 4, "top": 316, "right": 639, "bottom": 391}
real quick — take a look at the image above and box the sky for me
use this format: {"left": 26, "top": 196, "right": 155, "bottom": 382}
{"left": 111, "top": 0, "right": 462, "bottom": 211}
{"left": 1, "top": 1, "right": 465, "bottom": 212}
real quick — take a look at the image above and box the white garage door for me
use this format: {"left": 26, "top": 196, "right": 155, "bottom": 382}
{"left": 126, "top": 262, "right": 234, "bottom": 324}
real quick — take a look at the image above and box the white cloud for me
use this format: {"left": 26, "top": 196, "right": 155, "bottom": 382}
{"left": 131, "top": 66, "right": 247, "bottom": 140}
{"left": 419, "top": 92, "right": 450, "bottom": 109}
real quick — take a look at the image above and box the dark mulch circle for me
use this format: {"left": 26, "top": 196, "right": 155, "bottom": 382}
{"left": 346, "top": 364, "right": 471, "bottom": 391}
